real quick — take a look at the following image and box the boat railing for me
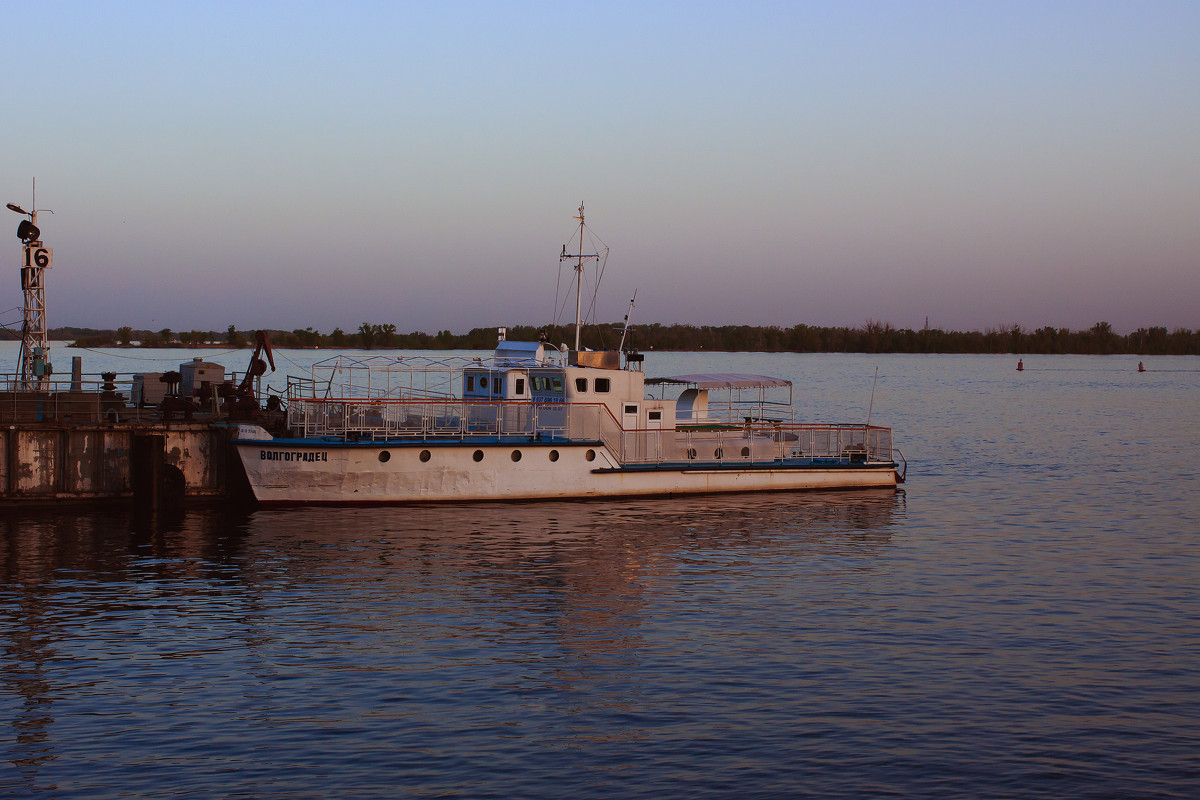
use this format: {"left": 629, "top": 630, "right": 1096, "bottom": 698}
{"left": 286, "top": 397, "right": 894, "bottom": 466}
{"left": 285, "top": 354, "right": 502, "bottom": 402}
{"left": 611, "top": 421, "right": 892, "bottom": 465}
{"left": 286, "top": 397, "right": 609, "bottom": 442}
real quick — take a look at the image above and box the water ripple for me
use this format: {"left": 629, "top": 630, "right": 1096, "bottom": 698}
{"left": 4, "top": 353, "right": 1200, "bottom": 798}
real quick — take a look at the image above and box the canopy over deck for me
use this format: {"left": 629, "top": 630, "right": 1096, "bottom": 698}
{"left": 646, "top": 373, "right": 792, "bottom": 389}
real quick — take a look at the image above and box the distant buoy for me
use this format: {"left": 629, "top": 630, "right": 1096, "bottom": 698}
{"left": 1138, "top": 362, "right": 1145, "bottom": 372}
{"left": 1017, "top": 359, "right": 1024, "bottom": 371}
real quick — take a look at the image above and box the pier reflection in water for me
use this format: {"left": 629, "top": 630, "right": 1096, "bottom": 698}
{"left": 1, "top": 493, "right": 902, "bottom": 798}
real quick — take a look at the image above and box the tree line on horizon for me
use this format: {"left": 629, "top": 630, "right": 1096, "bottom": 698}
{"left": 20, "top": 319, "right": 1200, "bottom": 356}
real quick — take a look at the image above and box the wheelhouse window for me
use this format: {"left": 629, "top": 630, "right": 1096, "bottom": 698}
{"left": 594, "top": 378, "right": 611, "bottom": 393}
{"left": 531, "top": 374, "right": 564, "bottom": 396}
{"left": 515, "top": 378, "right": 525, "bottom": 395}
{"left": 575, "top": 377, "right": 588, "bottom": 392}
{"left": 466, "top": 375, "right": 475, "bottom": 392}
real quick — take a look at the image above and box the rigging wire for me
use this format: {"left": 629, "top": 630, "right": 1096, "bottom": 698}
{"left": 62, "top": 345, "right": 245, "bottom": 362}
{"left": 552, "top": 256, "right": 564, "bottom": 330}
{"left": 0, "top": 306, "right": 25, "bottom": 330}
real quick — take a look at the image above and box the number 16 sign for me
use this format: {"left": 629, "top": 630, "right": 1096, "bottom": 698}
{"left": 24, "top": 245, "right": 52, "bottom": 268}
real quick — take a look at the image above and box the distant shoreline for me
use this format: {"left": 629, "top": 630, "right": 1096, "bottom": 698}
{"left": 3, "top": 342, "right": 1197, "bottom": 357}
{"left": 4, "top": 319, "right": 1195, "bottom": 357}
{"left": 5, "top": 320, "right": 1197, "bottom": 356}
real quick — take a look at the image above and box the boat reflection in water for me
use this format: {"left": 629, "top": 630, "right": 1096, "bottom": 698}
{"left": 0, "top": 491, "right": 902, "bottom": 795}
{"left": 3, "top": 490, "right": 904, "bottom": 587}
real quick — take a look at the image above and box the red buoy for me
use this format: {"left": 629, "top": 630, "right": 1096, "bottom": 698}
{"left": 1017, "top": 359, "right": 1024, "bottom": 371}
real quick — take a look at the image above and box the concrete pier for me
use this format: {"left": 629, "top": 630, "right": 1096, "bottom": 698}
{"left": 1, "top": 420, "right": 240, "bottom": 506}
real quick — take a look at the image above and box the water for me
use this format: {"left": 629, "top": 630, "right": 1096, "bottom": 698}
{"left": 3, "top": 349, "right": 1199, "bottom": 798}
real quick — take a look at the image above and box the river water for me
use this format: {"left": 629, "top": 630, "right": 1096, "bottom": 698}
{"left": 2, "top": 347, "right": 1198, "bottom": 798}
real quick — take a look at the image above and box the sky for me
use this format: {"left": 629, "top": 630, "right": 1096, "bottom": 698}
{"left": 2, "top": 1, "right": 1197, "bottom": 336}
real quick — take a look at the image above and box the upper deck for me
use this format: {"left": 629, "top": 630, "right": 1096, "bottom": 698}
{"left": 274, "top": 342, "right": 897, "bottom": 470}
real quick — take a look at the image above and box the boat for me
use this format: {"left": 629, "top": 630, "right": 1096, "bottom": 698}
{"left": 232, "top": 206, "right": 906, "bottom": 504}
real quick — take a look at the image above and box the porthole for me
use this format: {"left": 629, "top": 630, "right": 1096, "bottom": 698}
{"left": 687, "top": 448, "right": 697, "bottom": 459}
{"left": 419, "top": 449, "right": 431, "bottom": 462}
{"left": 585, "top": 449, "right": 596, "bottom": 462}
{"left": 378, "top": 450, "right": 391, "bottom": 463}
{"left": 511, "top": 449, "right": 522, "bottom": 462}
{"left": 548, "top": 449, "right": 560, "bottom": 462}
{"left": 714, "top": 447, "right": 723, "bottom": 459}
{"left": 741, "top": 446, "right": 750, "bottom": 458}
{"left": 473, "top": 450, "right": 484, "bottom": 462}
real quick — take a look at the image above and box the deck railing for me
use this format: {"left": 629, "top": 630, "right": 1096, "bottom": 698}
{"left": 1, "top": 370, "right": 260, "bottom": 423}
{"left": 1, "top": 375, "right": 152, "bottom": 423}
{"left": 286, "top": 397, "right": 894, "bottom": 466}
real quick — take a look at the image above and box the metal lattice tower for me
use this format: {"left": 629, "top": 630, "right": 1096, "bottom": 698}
{"left": 20, "top": 228, "right": 50, "bottom": 386}
{"left": 8, "top": 183, "right": 53, "bottom": 389}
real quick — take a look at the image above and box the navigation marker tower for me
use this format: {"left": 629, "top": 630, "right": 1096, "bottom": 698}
{"left": 7, "top": 179, "right": 54, "bottom": 389}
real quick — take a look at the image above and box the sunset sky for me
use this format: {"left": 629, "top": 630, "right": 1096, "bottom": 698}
{"left": 2, "top": 1, "right": 1197, "bottom": 336}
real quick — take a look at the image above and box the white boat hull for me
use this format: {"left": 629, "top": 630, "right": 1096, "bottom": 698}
{"left": 235, "top": 439, "right": 898, "bottom": 505}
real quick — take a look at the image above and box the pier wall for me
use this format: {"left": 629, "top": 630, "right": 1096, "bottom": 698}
{"left": 1, "top": 421, "right": 237, "bottom": 505}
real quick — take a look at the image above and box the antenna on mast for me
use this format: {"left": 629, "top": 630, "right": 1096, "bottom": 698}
{"left": 618, "top": 289, "right": 637, "bottom": 352}
{"left": 866, "top": 367, "right": 878, "bottom": 428}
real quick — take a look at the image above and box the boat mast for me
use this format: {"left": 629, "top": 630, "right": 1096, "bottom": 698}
{"left": 575, "top": 206, "right": 584, "bottom": 351}
{"left": 559, "top": 203, "right": 599, "bottom": 352}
